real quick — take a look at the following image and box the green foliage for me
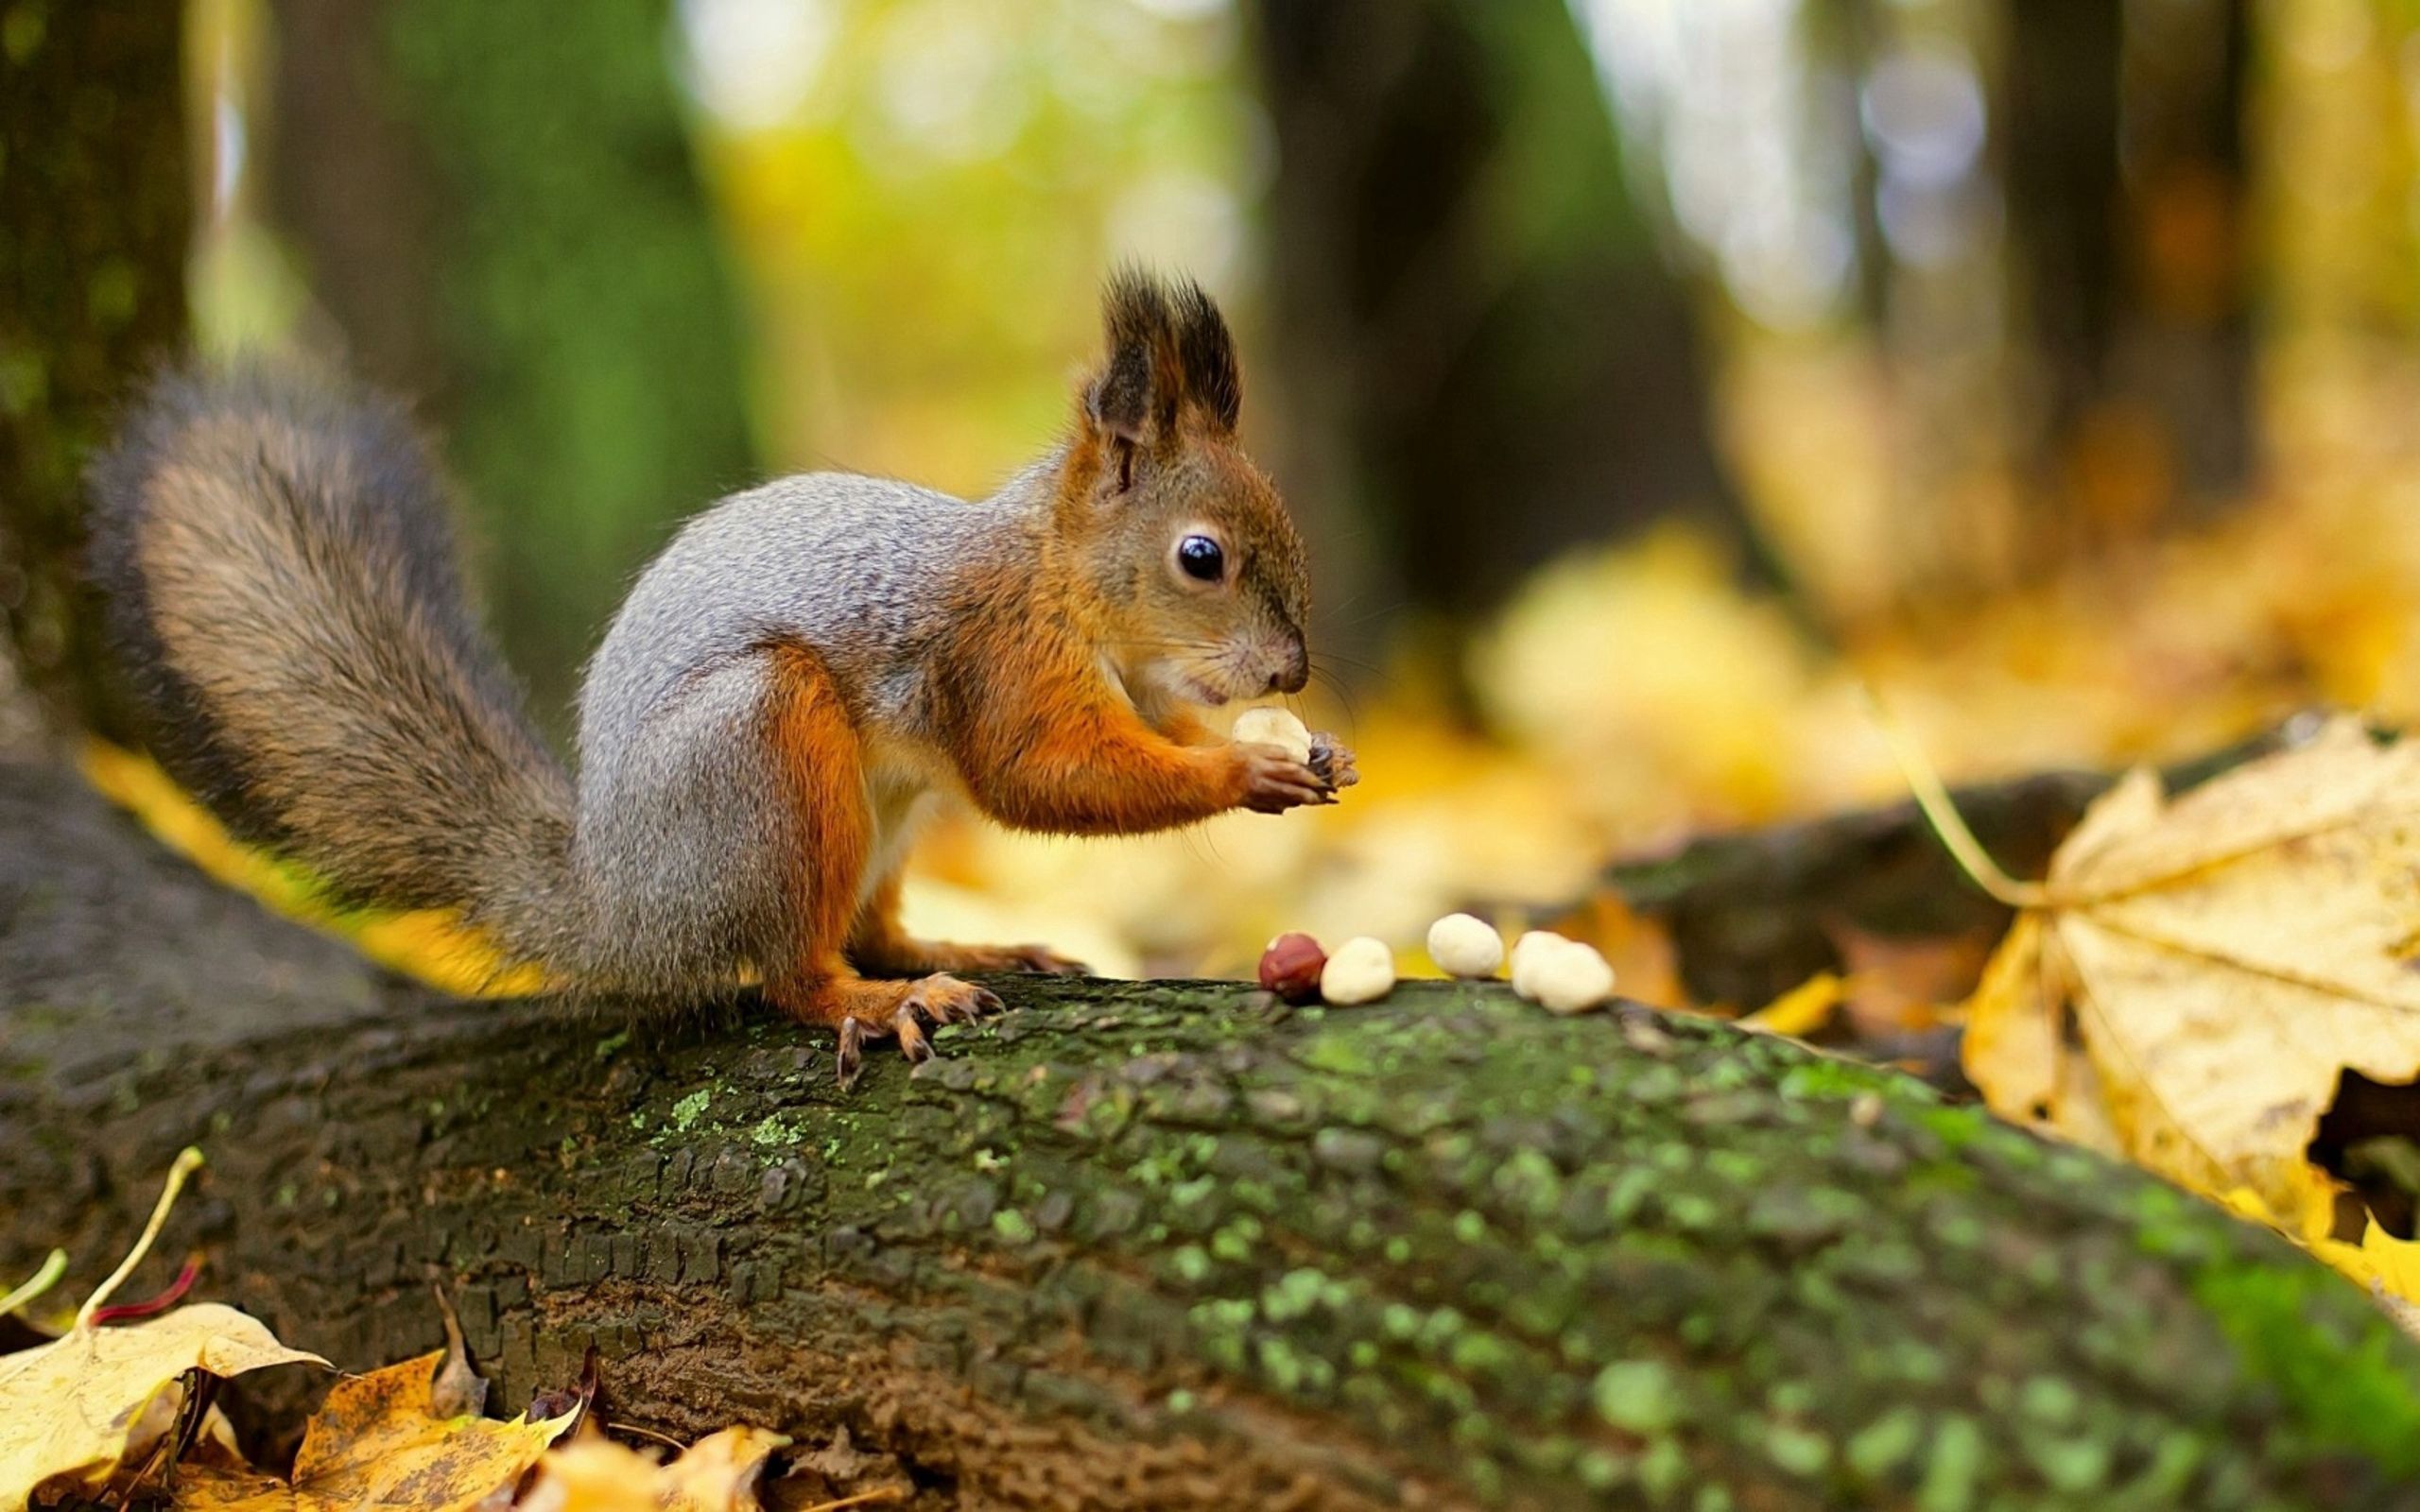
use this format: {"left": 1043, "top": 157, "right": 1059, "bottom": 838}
{"left": 700, "top": 0, "right": 1249, "bottom": 491}
{"left": 381, "top": 0, "right": 756, "bottom": 721}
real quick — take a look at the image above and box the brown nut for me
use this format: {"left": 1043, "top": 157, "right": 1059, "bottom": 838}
{"left": 1257, "top": 932, "right": 1327, "bottom": 1004}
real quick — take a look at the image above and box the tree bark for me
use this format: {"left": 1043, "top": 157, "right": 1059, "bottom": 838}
{"left": 5, "top": 758, "right": 2420, "bottom": 1510}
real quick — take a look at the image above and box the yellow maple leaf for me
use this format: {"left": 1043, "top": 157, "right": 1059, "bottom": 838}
{"left": 0, "top": 1149, "right": 328, "bottom": 1506}
{"left": 1962, "top": 717, "right": 2420, "bottom": 1220}
{"left": 0, "top": 1304, "right": 327, "bottom": 1504}
{"left": 166, "top": 1349, "right": 577, "bottom": 1512}
{"left": 1946, "top": 715, "right": 2420, "bottom": 1311}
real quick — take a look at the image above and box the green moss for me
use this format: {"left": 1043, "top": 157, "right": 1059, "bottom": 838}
{"left": 2027, "top": 1431, "right": 2110, "bottom": 1494}
{"left": 749, "top": 1114, "right": 802, "bottom": 1147}
{"left": 1593, "top": 1359, "right": 1683, "bottom": 1433}
{"left": 1764, "top": 1422, "right": 1830, "bottom": 1478}
{"left": 1917, "top": 1416, "right": 1985, "bottom": 1512}
{"left": 2190, "top": 1256, "right": 2420, "bottom": 1475}
{"left": 1846, "top": 1406, "right": 1922, "bottom": 1478}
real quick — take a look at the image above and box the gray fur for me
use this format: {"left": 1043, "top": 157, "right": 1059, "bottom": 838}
{"left": 569, "top": 468, "right": 1044, "bottom": 993}
{"left": 93, "top": 267, "right": 1302, "bottom": 1007}
{"left": 93, "top": 359, "right": 1054, "bottom": 1003}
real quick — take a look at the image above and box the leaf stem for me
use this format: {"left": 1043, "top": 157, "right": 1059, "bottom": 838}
{"left": 0, "top": 1249, "right": 67, "bottom": 1318}
{"left": 1862, "top": 685, "right": 2049, "bottom": 910}
{"left": 76, "top": 1146, "right": 204, "bottom": 1330}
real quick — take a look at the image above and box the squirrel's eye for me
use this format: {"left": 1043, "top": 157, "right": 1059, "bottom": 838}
{"left": 1177, "top": 535, "right": 1225, "bottom": 583}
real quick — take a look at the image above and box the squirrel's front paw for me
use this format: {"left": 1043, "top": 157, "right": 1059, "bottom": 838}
{"left": 1236, "top": 744, "right": 1335, "bottom": 814}
{"left": 1308, "top": 732, "right": 1358, "bottom": 789}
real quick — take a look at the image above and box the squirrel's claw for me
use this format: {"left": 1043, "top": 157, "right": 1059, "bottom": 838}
{"left": 1237, "top": 745, "right": 1333, "bottom": 814}
{"left": 835, "top": 1016, "right": 869, "bottom": 1090}
{"left": 894, "top": 1010, "right": 933, "bottom": 1063}
{"left": 796, "top": 974, "right": 1010, "bottom": 1088}
{"left": 1309, "top": 734, "right": 1358, "bottom": 789}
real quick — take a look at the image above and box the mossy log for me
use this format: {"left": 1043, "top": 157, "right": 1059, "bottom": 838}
{"left": 6, "top": 759, "right": 2420, "bottom": 1511}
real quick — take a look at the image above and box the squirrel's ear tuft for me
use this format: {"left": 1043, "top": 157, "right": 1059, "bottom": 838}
{"left": 1086, "top": 267, "right": 1241, "bottom": 445}
{"left": 1172, "top": 278, "right": 1240, "bottom": 433}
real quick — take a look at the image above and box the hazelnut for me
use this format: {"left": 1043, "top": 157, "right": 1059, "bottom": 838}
{"left": 1257, "top": 932, "right": 1328, "bottom": 1004}
{"left": 1509, "top": 930, "right": 1564, "bottom": 980}
{"left": 1232, "top": 706, "right": 1314, "bottom": 765}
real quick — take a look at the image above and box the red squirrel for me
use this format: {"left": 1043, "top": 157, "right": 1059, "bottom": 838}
{"left": 87, "top": 269, "right": 1355, "bottom": 1084}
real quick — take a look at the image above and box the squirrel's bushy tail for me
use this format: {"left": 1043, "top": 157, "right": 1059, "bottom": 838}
{"left": 86, "top": 362, "right": 586, "bottom": 978}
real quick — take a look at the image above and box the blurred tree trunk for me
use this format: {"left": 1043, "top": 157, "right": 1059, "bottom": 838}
{"left": 263, "top": 0, "right": 756, "bottom": 728}
{"left": 1248, "top": 0, "right": 1770, "bottom": 675}
{"left": 2002, "top": 0, "right": 2125, "bottom": 492}
{"left": 2001, "top": 0, "right": 2252, "bottom": 549}
{"left": 2113, "top": 0, "right": 2254, "bottom": 508}
{"left": 0, "top": 4, "right": 190, "bottom": 743}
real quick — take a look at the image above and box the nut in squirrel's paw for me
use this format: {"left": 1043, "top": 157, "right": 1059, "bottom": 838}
{"left": 1232, "top": 706, "right": 1314, "bottom": 764}
{"left": 1235, "top": 706, "right": 1358, "bottom": 791}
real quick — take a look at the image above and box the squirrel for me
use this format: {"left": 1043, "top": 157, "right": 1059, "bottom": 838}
{"left": 86, "top": 268, "right": 1356, "bottom": 1084}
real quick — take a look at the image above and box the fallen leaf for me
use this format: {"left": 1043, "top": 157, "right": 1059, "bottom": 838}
{"left": 658, "top": 1428, "right": 789, "bottom": 1512}
{"left": 1961, "top": 717, "right": 2420, "bottom": 1301}
{"left": 1962, "top": 914, "right": 2064, "bottom": 1125}
{"left": 165, "top": 1349, "right": 575, "bottom": 1512}
{"left": 1827, "top": 921, "right": 1988, "bottom": 1038}
{"left": 1742, "top": 971, "right": 1844, "bottom": 1038}
{"left": 79, "top": 741, "right": 556, "bottom": 998}
{"left": 523, "top": 1427, "right": 790, "bottom": 1512}
{"left": 0, "top": 1304, "right": 326, "bottom": 1504}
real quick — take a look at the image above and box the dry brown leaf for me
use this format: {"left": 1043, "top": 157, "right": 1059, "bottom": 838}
{"left": 1827, "top": 920, "right": 1988, "bottom": 1038}
{"left": 1962, "top": 717, "right": 2420, "bottom": 1269}
{"left": 524, "top": 1428, "right": 789, "bottom": 1512}
{"left": 166, "top": 1349, "right": 575, "bottom": 1512}
{"left": 0, "top": 1304, "right": 327, "bottom": 1504}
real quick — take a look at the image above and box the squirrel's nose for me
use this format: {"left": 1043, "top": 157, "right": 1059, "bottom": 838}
{"left": 1270, "top": 632, "right": 1310, "bottom": 695}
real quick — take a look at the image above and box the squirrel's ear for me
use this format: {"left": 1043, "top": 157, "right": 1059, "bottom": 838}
{"left": 1084, "top": 268, "right": 1240, "bottom": 455}
{"left": 1169, "top": 277, "right": 1240, "bottom": 434}
{"left": 1087, "top": 317, "right": 1158, "bottom": 447}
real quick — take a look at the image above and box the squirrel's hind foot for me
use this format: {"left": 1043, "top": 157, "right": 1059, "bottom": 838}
{"left": 772, "top": 971, "right": 1005, "bottom": 1088}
